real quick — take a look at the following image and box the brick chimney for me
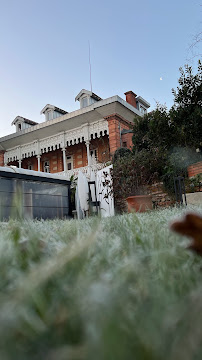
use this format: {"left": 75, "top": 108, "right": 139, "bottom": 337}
{"left": 124, "top": 91, "right": 137, "bottom": 108}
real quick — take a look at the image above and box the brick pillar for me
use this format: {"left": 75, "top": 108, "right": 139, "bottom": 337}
{"left": 104, "top": 114, "right": 122, "bottom": 156}
{"left": 0, "top": 150, "right": 5, "bottom": 166}
{"left": 121, "top": 132, "right": 133, "bottom": 150}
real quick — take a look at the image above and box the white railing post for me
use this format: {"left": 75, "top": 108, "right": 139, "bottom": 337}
{"left": 37, "top": 155, "right": 41, "bottom": 171}
{"left": 85, "top": 140, "right": 91, "bottom": 166}
{"left": 62, "top": 147, "right": 67, "bottom": 172}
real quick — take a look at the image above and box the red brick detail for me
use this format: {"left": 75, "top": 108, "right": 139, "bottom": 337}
{"left": 125, "top": 91, "right": 137, "bottom": 108}
{"left": 0, "top": 150, "right": 5, "bottom": 166}
{"left": 122, "top": 132, "right": 133, "bottom": 150}
{"left": 104, "top": 113, "right": 133, "bottom": 128}
{"left": 89, "top": 135, "right": 110, "bottom": 163}
{"left": 188, "top": 161, "right": 202, "bottom": 177}
{"left": 105, "top": 114, "right": 133, "bottom": 156}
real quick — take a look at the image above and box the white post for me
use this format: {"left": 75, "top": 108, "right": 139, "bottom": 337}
{"left": 37, "top": 155, "right": 41, "bottom": 171}
{"left": 4, "top": 153, "right": 7, "bottom": 167}
{"left": 62, "top": 147, "right": 67, "bottom": 172}
{"left": 18, "top": 159, "right": 22, "bottom": 168}
{"left": 85, "top": 140, "right": 91, "bottom": 166}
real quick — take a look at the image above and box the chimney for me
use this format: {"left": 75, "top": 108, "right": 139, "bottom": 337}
{"left": 124, "top": 91, "right": 137, "bottom": 108}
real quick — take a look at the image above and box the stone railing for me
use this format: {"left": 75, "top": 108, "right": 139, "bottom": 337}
{"left": 56, "top": 163, "right": 107, "bottom": 180}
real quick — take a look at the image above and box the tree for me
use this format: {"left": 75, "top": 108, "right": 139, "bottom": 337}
{"left": 132, "top": 62, "right": 202, "bottom": 195}
{"left": 170, "top": 61, "right": 202, "bottom": 149}
{"left": 133, "top": 104, "right": 175, "bottom": 153}
{"left": 133, "top": 61, "right": 202, "bottom": 152}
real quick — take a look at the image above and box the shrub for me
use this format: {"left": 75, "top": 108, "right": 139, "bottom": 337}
{"left": 113, "top": 147, "right": 131, "bottom": 162}
{"left": 112, "top": 153, "right": 158, "bottom": 213}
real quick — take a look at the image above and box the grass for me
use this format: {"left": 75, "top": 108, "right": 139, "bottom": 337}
{"left": 0, "top": 206, "right": 202, "bottom": 359}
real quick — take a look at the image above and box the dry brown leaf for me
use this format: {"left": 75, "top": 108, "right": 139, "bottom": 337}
{"left": 170, "top": 212, "right": 202, "bottom": 255}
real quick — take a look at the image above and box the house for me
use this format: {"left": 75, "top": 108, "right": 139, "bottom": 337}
{"left": 0, "top": 89, "right": 150, "bottom": 179}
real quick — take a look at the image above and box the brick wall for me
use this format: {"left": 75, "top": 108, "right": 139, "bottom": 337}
{"left": 90, "top": 135, "right": 110, "bottom": 163}
{"left": 105, "top": 114, "right": 133, "bottom": 156}
{"left": 22, "top": 157, "right": 38, "bottom": 171}
{"left": 0, "top": 151, "right": 5, "bottom": 166}
{"left": 122, "top": 132, "right": 133, "bottom": 150}
{"left": 106, "top": 115, "right": 121, "bottom": 155}
{"left": 66, "top": 142, "right": 87, "bottom": 169}
{"left": 40, "top": 150, "right": 63, "bottom": 172}
{"left": 188, "top": 161, "right": 202, "bottom": 177}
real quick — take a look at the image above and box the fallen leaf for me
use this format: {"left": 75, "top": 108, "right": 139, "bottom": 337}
{"left": 170, "top": 212, "right": 202, "bottom": 255}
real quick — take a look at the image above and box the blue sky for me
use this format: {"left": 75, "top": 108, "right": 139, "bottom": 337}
{"left": 0, "top": 0, "right": 201, "bottom": 137}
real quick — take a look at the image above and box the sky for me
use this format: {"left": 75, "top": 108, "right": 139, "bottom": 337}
{"left": 0, "top": 0, "right": 201, "bottom": 137}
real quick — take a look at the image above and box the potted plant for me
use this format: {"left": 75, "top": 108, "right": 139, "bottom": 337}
{"left": 125, "top": 166, "right": 153, "bottom": 213}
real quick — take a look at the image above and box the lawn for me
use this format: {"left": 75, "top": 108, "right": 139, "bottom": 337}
{"left": 0, "top": 206, "right": 202, "bottom": 360}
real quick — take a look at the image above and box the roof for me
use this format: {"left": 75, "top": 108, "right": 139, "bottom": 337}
{"left": 0, "top": 166, "right": 71, "bottom": 184}
{"left": 11, "top": 116, "right": 38, "bottom": 126}
{"left": 40, "top": 104, "right": 68, "bottom": 115}
{"left": 136, "top": 96, "right": 150, "bottom": 108}
{"left": 0, "top": 95, "right": 142, "bottom": 149}
{"left": 75, "top": 89, "right": 102, "bottom": 102}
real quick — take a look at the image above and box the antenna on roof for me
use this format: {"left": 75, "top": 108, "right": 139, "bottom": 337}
{"left": 88, "top": 41, "right": 92, "bottom": 92}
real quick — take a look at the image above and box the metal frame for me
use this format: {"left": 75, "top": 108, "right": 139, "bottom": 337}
{"left": 174, "top": 176, "right": 187, "bottom": 206}
{"left": 88, "top": 181, "right": 100, "bottom": 215}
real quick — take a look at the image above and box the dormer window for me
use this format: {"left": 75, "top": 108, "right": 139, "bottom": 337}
{"left": 11, "top": 116, "right": 38, "bottom": 133}
{"left": 140, "top": 105, "right": 147, "bottom": 115}
{"left": 75, "top": 89, "right": 102, "bottom": 109}
{"left": 40, "top": 105, "right": 68, "bottom": 122}
{"left": 136, "top": 96, "right": 150, "bottom": 116}
{"left": 81, "top": 97, "right": 88, "bottom": 108}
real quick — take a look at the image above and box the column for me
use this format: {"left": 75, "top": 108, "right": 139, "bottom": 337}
{"left": 62, "top": 147, "right": 67, "bottom": 172}
{"left": 85, "top": 140, "right": 91, "bottom": 166}
{"left": 18, "top": 159, "right": 22, "bottom": 168}
{"left": 104, "top": 114, "right": 121, "bottom": 156}
{"left": 37, "top": 155, "right": 41, "bottom": 171}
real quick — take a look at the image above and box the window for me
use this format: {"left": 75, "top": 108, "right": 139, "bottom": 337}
{"left": 18, "top": 123, "right": 21, "bottom": 131}
{"left": 81, "top": 97, "right": 88, "bottom": 108}
{"left": 89, "top": 97, "right": 96, "bottom": 105}
{"left": 90, "top": 149, "right": 97, "bottom": 162}
{"left": 140, "top": 106, "right": 146, "bottom": 115}
{"left": 46, "top": 111, "right": 53, "bottom": 121}
{"left": 66, "top": 155, "right": 73, "bottom": 171}
{"left": 28, "top": 164, "right": 33, "bottom": 170}
{"left": 43, "top": 161, "right": 50, "bottom": 173}
{"left": 123, "top": 142, "right": 127, "bottom": 148}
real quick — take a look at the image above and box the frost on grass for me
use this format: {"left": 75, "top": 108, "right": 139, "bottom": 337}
{"left": 0, "top": 206, "right": 202, "bottom": 359}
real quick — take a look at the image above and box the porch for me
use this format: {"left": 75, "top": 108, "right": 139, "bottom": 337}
{"left": 4, "top": 121, "right": 110, "bottom": 176}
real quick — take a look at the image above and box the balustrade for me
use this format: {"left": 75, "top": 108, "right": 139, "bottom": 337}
{"left": 56, "top": 163, "right": 106, "bottom": 180}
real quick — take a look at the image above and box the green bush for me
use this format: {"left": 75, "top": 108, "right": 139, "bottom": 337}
{"left": 113, "top": 147, "right": 131, "bottom": 162}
